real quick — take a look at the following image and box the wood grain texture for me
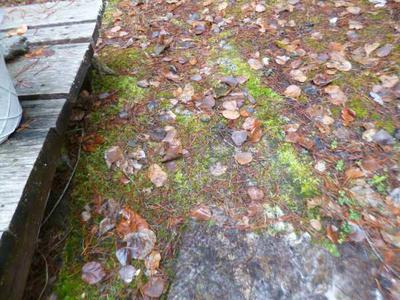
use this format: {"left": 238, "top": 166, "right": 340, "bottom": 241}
{"left": 0, "top": 0, "right": 103, "bottom": 31}
{"left": 7, "top": 43, "right": 91, "bottom": 99}
{"left": 0, "top": 22, "right": 98, "bottom": 46}
{"left": 0, "top": 99, "right": 65, "bottom": 236}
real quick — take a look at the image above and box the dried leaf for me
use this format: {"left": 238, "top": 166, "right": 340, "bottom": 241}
{"left": 142, "top": 276, "right": 167, "bottom": 298}
{"left": 341, "top": 107, "right": 356, "bottom": 126}
{"left": 234, "top": 152, "right": 253, "bottom": 165}
{"left": 345, "top": 167, "right": 365, "bottom": 181}
{"left": 190, "top": 205, "right": 212, "bottom": 221}
{"left": 324, "top": 85, "right": 348, "bottom": 105}
{"left": 105, "top": 146, "right": 124, "bottom": 168}
{"left": 326, "top": 224, "right": 339, "bottom": 243}
{"left": 119, "top": 265, "right": 137, "bottom": 284}
{"left": 248, "top": 58, "right": 263, "bottom": 70}
{"left": 247, "top": 187, "right": 264, "bottom": 201}
{"left": 145, "top": 251, "right": 161, "bottom": 275}
{"left": 284, "top": 85, "right": 301, "bottom": 98}
{"left": 117, "top": 207, "right": 149, "bottom": 237}
{"left": 222, "top": 110, "right": 240, "bottom": 120}
{"left": 82, "top": 262, "right": 106, "bottom": 285}
{"left": 124, "top": 229, "right": 156, "bottom": 259}
{"left": 148, "top": 164, "right": 168, "bottom": 187}
{"left": 290, "top": 69, "right": 307, "bottom": 82}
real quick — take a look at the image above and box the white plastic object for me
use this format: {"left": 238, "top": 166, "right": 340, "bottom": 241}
{"left": 0, "top": 49, "right": 22, "bottom": 144}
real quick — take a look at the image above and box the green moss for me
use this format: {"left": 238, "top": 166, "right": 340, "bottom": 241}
{"left": 93, "top": 75, "right": 146, "bottom": 103}
{"left": 276, "top": 144, "right": 320, "bottom": 198}
{"left": 320, "top": 239, "right": 340, "bottom": 257}
{"left": 348, "top": 98, "right": 369, "bottom": 119}
{"left": 99, "top": 48, "right": 144, "bottom": 72}
{"left": 376, "top": 119, "right": 396, "bottom": 134}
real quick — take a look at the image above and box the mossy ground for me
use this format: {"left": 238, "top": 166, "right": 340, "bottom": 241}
{"left": 54, "top": 0, "right": 399, "bottom": 297}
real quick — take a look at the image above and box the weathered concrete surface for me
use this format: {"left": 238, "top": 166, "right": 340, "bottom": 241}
{"left": 168, "top": 219, "right": 382, "bottom": 300}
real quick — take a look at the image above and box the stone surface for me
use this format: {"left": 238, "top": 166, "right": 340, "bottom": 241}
{"left": 168, "top": 219, "right": 381, "bottom": 300}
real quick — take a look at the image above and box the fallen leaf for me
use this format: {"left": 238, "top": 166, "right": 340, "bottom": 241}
{"left": 231, "top": 130, "right": 248, "bottom": 146}
{"left": 142, "top": 276, "right": 167, "bottom": 298}
{"left": 326, "top": 224, "right": 339, "bottom": 243}
{"left": 82, "top": 262, "right": 106, "bottom": 285}
{"left": 148, "top": 164, "right": 168, "bottom": 187}
{"left": 105, "top": 146, "right": 124, "bottom": 168}
{"left": 190, "top": 205, "right": 212, "bottom": 221}
{"left": 341, "top": 107, "right": 356, "bottom": 126}
{"left": 290, "top": 69, "right": 307, "bottom": 82}
{"left": 345, "top": 167, "right": 365, "bottom": 181}
{"left": 234, "top": 152, "right": 253, "bottom": 165}
{"left": 117, "top": 207, "right": 149, "bottom": 237}
{"left": 124, "top": 229, "right": 156, "bottom": 259}
{"left": 364, "top": 42, "right": 380, "bottom": 57}
{"left": 248, "top": 58, "right": 263, "bottom": 70}
{"left": 179, "top": 83, "right": 195, "bottom": 103}
{"left": 222, "top": 110, "right": 240, "bottom": 120}
{"left": 284, "top": 85, "right": 301, "bottom": 98}
{"left": 310, "top": 219, "right": 322, "bottom": 231}
{"left": 324, "top": 85, "right": 348, "bottom": 105}
{"left": 145, "top": 251, "right": 161, "bottom": 276}
{"left": 247, "top": 187, "right": 264, "bottom": 201}
{"left": 376, "top": 44, "right": 393, "bottom": 57}
{"left": 249, "top": 126, "right": 263, "bottom": 143}
{"left": 119, "top": 265, "right": 137, "bottom": 284}
{"left": 222, "top": 100, "right": 238, "bottom": 111}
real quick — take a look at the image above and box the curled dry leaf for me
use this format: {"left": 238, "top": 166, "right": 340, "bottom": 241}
{"left": 345, "top": 167, "right": 365, "bottom": 181}
{"left": 248, "top": 58, "right": 263, "bottom": 70}
{"left": 290, "top": 69, "right": 307, "bottom": 82}
{"left": 234, "top": 152, "right": 253, "bottom": 165}
{"left": 326, "top": 224, "right": 339, "bottom": 243}
{"left": 142, "top": 276, "right": 167, "bottom": 298}
{"left": 7, "top": 24, "right": 28, "bottom": 36}
{"left": 324, "top": 85, "right": 348, "bottom": 105}
{"left": 190, "top": 205, "right": 212, "bottom": 221}
{"left": 341, "top": 107, "right": 356, "bottom": 126}
{"left": 222, "top": 110, "right": 240, "bottom": 120}
{"left": 119, "top": 265, "right": 137, "bottom": 284}
{"left": 148, "top": 164, "right": 168, "bottom": 187}
{"left": 124, "top": 229, "right": 157, "bottom": 260}
{"left": 222, "top": 100, "right": 238, "bottom": 111}
{"left": 247, "top": 187, "right": 264, "bottom": 201}
{"left": 310, "top": 219, "right": 322, "bottom": 231}
{"left": 105, "top": 146, "right": 124, "bottom": 168}
{"left": 284, "top": 85, "right": 301, "bottom": 98}
{"left": 82, "top": 261, "right": 106, "bottom": 285}
{"left": 116, "top": 206, "right": 149, "bottom": 237}
{"left": 145, "top": 251, "right": 161, "bottom": 276}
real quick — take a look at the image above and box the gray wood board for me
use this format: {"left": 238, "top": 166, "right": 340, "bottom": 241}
{"left": 0, "top": 22, "right": 98, "bottom": 46}
{"left": 7, "top": 43, "right": 91, "bottom": 99}
{"left": 0, "top": 0, "right": 103, "bottom": 31}
{"left": 0, "top": 99, "right": 66, "bottom": 237}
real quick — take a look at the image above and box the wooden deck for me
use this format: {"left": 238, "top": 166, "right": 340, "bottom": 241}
{"left": 0, "top": 1, "right": 103, "bottom": 298}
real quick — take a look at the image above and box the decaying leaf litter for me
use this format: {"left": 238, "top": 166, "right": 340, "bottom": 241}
{"left": 54, "top": 0, "right": 400, "bottom": 298}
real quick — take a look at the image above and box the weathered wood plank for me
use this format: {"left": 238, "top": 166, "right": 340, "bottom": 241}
{"left": 7, "top": 43, "right": 92, "bottom": 99}
{"left": 0, "top": 99, "right": 65, "bottom": 236}
{"left": 0, "top": 22, "right": 98, "bottom": 46}
{"left": 0, "top": 99, "right": 66, "bottom": 300}
{"left": 0, "top": 0, "right": 103, "bottom": 31}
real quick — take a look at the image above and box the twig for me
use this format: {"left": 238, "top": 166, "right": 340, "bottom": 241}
{"left": 41, "top": 130, "right": 83, "bottom": 227}
{"left": 38, "top": 251, "right": 48, "bottom": 300}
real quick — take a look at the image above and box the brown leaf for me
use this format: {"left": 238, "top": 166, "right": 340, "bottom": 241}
{"left": 284, "top": 85, "right": 301, "bottom": 98}
{"left": 145, "top": 251, "right": 161, "bottom": 276}
{"left": 7, "top": 24, "right": 28, "bottom": 36}
{"left": 341, "top": 107, "right": 356, "bottom": 126}
{"left": 234, "top": 152, "right": 253, "bottom": 165}
{"left": 142, "top": 276, "right": 167, "bottom": 298}
{"left": 247, "top": 187, "right": 265, "bottom": 201}
{"left": 222, "top": 110, "right": 240, "bottom": 120}
{"left": 117, "top": 207, "right": 149, "bottom": 237}
{"left": 105, "top": 146, "right": 124, "bottom": 168}
{"left": 190, "top": 205, "right": 212, "bottom": 221}
{"left": 148, "top": 164, "right": 168, "bottom": 187}
{"left": 326, "top": 224, "right": 339, "bottom": 243}
{"left": 324, "top": 85, "right": 348, "bottom": 105}
{"left": 345, "top": 167, "right": 365, "bottom": 181}
{"left": 82, "top": 262, "right": 106, "bottom": 285}
{"left": 249, "top": 126, "right": 263, "bottom": 143}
